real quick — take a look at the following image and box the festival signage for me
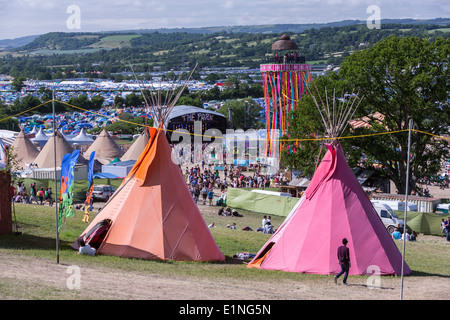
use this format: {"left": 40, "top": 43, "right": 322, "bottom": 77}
{"left": 58, "top": 150, "right": 79, "bottom": 230}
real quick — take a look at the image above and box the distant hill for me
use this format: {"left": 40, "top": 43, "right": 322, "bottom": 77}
{"left": 0, "top": 35, "right": 40, "bottom": 50}
{"left": 3, "top": 18, "right": 450, "bottom": 50}
{"left": 1, "top": 18, "right": 448, "bottom": 80}
{"left": 104, "top": 18, "right": 450, "bottom": 34}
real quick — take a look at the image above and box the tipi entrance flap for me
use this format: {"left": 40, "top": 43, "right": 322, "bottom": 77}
{"left": 247, "top": 242, "right": 275, "bottom": 269}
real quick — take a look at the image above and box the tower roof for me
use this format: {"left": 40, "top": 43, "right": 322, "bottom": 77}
{"left": 272, "top": 34, "right": 299, "bottom": 51}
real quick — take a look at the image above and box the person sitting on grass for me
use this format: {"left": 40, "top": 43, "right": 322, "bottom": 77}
{"left": 263, "top": 221, "right": 274, "bottom": 234}
{"left": 224, "top": 206, "right": 232, "bottom": 216}
{"left": 77, "top": 238, "right": 96, "bottom": 256}
{"left": 231, "top": 209, "right": 243, "bottom": 217}
{"left": 392, "top": 228, "right": 402, "bottom": 240}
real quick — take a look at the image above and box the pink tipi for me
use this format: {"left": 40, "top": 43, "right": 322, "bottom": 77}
{"left": 248, "top": 84, "right": 411, "bottom": 276}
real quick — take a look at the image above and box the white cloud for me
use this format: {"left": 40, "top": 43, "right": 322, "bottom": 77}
{"left": 0, "top": 0, "right": 447, "bottom": 39}
{"left": 222, "top": 1, "right": 234, "bottom": 9}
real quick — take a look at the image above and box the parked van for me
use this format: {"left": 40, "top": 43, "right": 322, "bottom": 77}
{"left": 372, "top": 199, "right": 418, "bottom": 211}
{"left": 436, "top": 203, "right": 450, "bottom": 214}
{"left": 371, "top": 201, "right": 405, "bottom": 234}
{"left": 251, "top": 190, "right": 291, "bottom": 197}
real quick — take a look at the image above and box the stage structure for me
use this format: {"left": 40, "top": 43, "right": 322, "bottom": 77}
{"left": 261, "top": 35, "right": 312, "bottom": 157}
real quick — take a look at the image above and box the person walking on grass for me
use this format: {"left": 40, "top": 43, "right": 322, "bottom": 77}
{"left": 334, "top": 238, "right": 351, "bottom": 285}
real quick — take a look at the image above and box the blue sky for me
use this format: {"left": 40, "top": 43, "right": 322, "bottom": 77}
{"left": 0, "top": 0, "right": 448, "bottom": 40}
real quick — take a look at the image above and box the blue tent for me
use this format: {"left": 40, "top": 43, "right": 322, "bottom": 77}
{"left": 93, "top": 172, "right": 119, "bottom": 179}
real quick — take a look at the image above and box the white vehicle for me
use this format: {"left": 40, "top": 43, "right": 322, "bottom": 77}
{"left": 371, "top": 201, "right": 405, "bottom": 235}
{"left": 92, "top": 184, "right": 116, "bottom": 201}
{"left": 373, "top": 199, "right": 418, "bottom": 212}
{"left": 251, "top": 189, "right": 291, "bottom": 197}
{"left": 436, "top": 203, "right": 450, "bottom": 214}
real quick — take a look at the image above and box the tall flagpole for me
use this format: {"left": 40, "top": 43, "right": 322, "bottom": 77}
{"left": 400, "top": 118, "right": 413, "bottom": 300}
{"left": 52, "top": 90, "right": 59, "bottom": 264}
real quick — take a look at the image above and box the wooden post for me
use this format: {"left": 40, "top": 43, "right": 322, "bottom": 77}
{"left": 0, "top": 170, "right": 12, "bottom": 234}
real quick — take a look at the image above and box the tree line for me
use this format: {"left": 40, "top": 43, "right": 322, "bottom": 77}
{"left": 281, "top": 35, "right": 449, "bottom": 196}
{"left": 1, "top": 23, "right": 448, "bottom": 80}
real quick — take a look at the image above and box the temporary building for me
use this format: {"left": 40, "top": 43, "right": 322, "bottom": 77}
{"left": 84, "top": 128, "right": 124, "bottom": 164}
{"left": 101, "top": 159, "right": 135, "bottom": 178}
{"left": 73, "top": 66, "right": 225, "bottom": 261}
{"left": 31, "top": 127, "right": 50, "bottom": 147}
{"left": 11, "top": 129, "right": 40, "bottom": 169}
{"left": 59, "top": 129, "right": 73, "bottom": 143}
{"left": 34, "top": 131, "right": 86, "bottom": 168}
{"left": 226, "top": 188, "right": 299, "bottom": 217}
{"left": 29, "top": 125, "right": 38, "bottom": 135}
{"left": 248, "top": 83, "right": 411, "bottom": 276}
{"left": 70, "top": 128, "right": 94, "bottom": 146}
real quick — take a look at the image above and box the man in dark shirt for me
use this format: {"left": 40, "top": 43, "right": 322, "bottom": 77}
{"left": 334, "top": 238, "right": 350, "bottom": 285}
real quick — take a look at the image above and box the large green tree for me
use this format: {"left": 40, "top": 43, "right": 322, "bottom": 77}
{"left": 217, "top": 98, "right": 264, "bottom": 130}
{"left": 282, "top": 36, "right": 449, "bottom": 195}
{"left": 338, "top": 36, "right": 449, "bottom": 195}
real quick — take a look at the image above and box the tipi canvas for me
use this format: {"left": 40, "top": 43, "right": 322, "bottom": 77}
{"left": 34, "top": 130, "right": 86, "bottom": 168}
{"left": 74, "top": 65, "right": 224, "bottom": 261}
{"left": 248, "top": 82, "right": 411, "bottom": 276}
{"left": 75, "top": 127, "right": 225, "bottom": 261}
{"left": 11, "top": 129, "right": 39, "bottom": 169}
{"left": 84, "top": 128, "right": 124, "bottom": 164}
{"left": 120, "top": 130, "right": 147, "bottom": 161}
{"left": 248, "top": 142, "right": 411, "bottom": 275}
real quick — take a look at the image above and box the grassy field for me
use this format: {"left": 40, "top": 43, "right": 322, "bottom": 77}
{"left": 89, "top": 35, "right": 142, "bottom": 49}
{"left": 1, "top": 203, "right": 285, "bottom": 276}
{"left": 0, "top": 202, "right": 449, "bottom": 300}
{"left": 28, "top": 48, "right": 104, "bottom": 55}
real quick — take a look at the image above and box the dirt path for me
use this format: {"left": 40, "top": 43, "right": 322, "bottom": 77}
{"left": 0, "top": 249, "right": 448, "bottom": 300}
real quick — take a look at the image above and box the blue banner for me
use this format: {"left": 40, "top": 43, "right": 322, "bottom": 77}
{"left": 58, "top": 150, "right": 80, "bottom": 229}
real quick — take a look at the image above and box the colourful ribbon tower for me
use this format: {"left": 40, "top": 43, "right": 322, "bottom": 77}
{"left": 261, "top": 35, "right": 312, "bottom": 157}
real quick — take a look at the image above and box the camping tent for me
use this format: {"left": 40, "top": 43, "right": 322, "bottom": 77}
{"left": 11, "top": 129, "right": 40, "bottom": 169}
{"left": 74, "top": 127, "right": 225, "bottom": 261}
{"left": 247, "top": 143, "right": 411, "bottom": 276}
{"left": 406, "top": 211, "right": 444, "bottom": 236}
{"left": 84, "top": 128, "right": 124, "bottom": 164}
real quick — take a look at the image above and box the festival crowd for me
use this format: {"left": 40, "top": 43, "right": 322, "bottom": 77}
{"left": 10, "top": 181, "right": 54, "bottom": 206}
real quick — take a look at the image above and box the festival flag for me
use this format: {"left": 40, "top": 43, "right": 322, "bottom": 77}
{"left": 83, "top": 151, "right": 95, "bottom": 223}
{"left": 58, "top": 150, "right": 80, "bottom": 230}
